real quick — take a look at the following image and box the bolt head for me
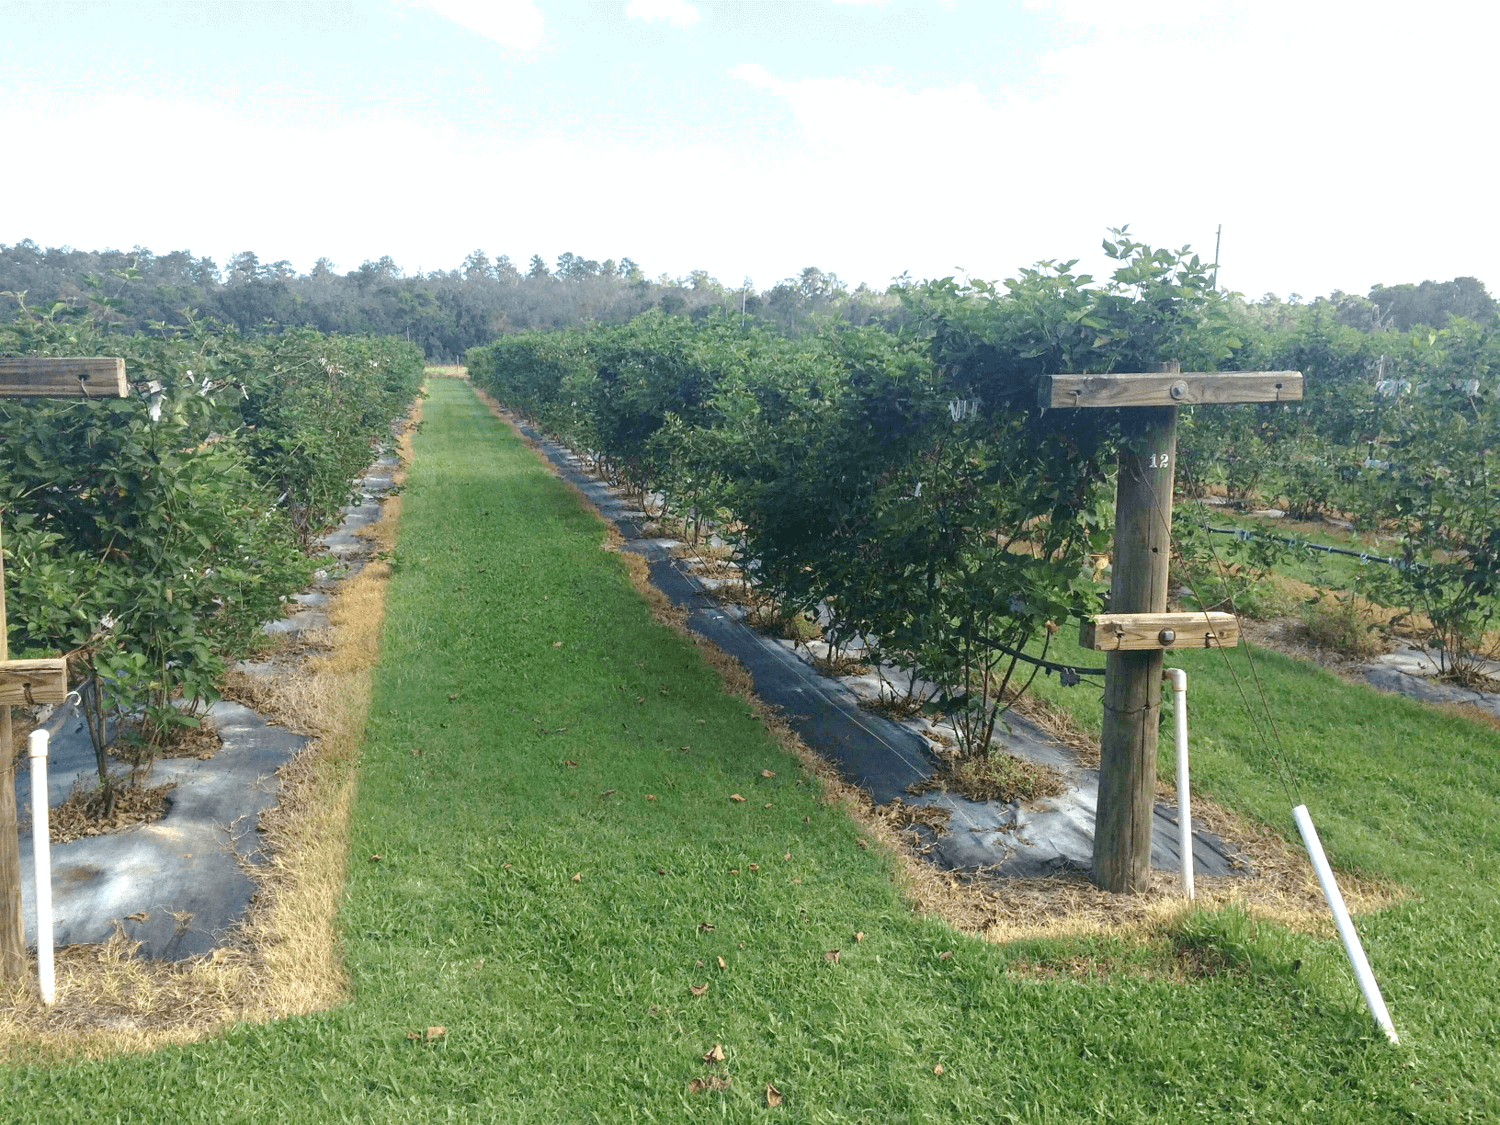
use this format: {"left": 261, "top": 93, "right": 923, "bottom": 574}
{"left": 1169, "top": 381, "right": 1189, "bottom": 400}
{"left": 1158, "top": 628, "right": 1176, "bottom": 646}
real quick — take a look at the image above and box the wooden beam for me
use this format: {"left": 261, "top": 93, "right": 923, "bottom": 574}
{"left": 1081, "top": 611, "right": 1239, "bottom": 651}
{"left": 0, "top": 357, "right": 128, "bottom": 399}
{"left": 1041, "top": 370, "right": 1302, "bottom": 410}
{"left": 0, "top": 658, "right": 69, "bottom": 706}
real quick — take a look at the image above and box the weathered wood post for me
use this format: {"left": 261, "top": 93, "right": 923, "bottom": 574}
{"left": 1041, "top": 364, "right": 1302, "bottom": 892}
{"left": 0, "top": 357, "right": 126, "bottom": 983}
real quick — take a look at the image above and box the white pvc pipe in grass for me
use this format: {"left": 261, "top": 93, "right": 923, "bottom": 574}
{"left": 29, "top": 728, "right": 54, "bottom": 1006}
{"left": 1292, "top": 803, "right": 1398, "bottom": 1045}
{"left": 1164, "top": 668, "right": 1193, "bottom": 899}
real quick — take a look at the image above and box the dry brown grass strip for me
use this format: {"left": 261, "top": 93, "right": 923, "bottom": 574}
{"left": 474, "top": 388, "right": 1402, "bottom": 953}
{"left": 0, "top": 398, "right": 422, "bottom": 1060}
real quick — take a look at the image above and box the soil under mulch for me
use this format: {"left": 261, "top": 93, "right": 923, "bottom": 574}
{"left": 106, "top": 716, "right": 223, "bottom": 764}
{"left": 46, "top": 778, "right": 175, "bottom": 844}
{"left": 905, "top": 750, "right": 1070, "bottom": 805}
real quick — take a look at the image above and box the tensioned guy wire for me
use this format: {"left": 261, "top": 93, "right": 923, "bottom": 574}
{"left": 1135, "top": 454, "right": 1304, "bottom": 808}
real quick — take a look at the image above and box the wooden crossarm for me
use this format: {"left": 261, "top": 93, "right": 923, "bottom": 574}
{"left": 1041, "top": 370, "right": 1303, "bottom": 409}
{"left": 0, "top": 658, "right": 69, "bottom": 705}
{"left": 0, "top": 357, "right": 128, "bottom": 398}
{"left": 1081, "top": 612, "right": 1239, "bottom": 651}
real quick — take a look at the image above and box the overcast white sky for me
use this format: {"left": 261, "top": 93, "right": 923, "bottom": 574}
{"left": 1, "top": 0, "right": 1493, "bottom": 301}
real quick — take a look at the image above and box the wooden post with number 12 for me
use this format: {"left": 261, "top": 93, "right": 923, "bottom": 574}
{"left": 1040, "top": 362, "right": 1302, "bottom": 893}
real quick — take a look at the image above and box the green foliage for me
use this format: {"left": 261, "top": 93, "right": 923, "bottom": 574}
{"left": 471, "top": 232, "right": 1244, "bottom": 756}
{"left": 0, "top": 296, "right": 422, "bottom": 781}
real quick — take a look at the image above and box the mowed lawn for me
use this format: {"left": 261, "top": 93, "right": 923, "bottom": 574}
{"left": 4, "top": 377, "right": 1498, "bottom": 1123}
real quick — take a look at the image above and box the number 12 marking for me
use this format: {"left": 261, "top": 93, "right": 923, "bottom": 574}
{"left": 1148, "top": 452, "right": 1170, "bottom": 470}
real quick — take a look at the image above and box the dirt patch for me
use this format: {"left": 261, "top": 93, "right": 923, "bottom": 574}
{"left": 906, "top": 752, "right": 1068, "bottom": 805}
{"left": 876, "top": 797, "right": 953, "bottom": 838}
{"left": 858, "top": 694, "right": 928, "bottom": 720}
{"left": 105, "top": 716, "right": 222, "bottom": 765}
{"left": 809, "top": 651, "right": 871, "bottom": 678}
{"left": 47, "top": 780, "right": 174, "bottom": 844}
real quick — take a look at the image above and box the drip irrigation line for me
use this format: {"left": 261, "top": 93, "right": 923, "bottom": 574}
{"left": 1195, "top": 521, "right": 1424, "bottom": 571}
{"left": 974, "top": 632, "right": 1106, "bottom": 683}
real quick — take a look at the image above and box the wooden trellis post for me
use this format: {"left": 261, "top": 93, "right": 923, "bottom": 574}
{"left": 0, "top": 357, "right": 126, "bottom": 983}
{"left": 1041, "top": 363, "right": 1303, "bottom": 893}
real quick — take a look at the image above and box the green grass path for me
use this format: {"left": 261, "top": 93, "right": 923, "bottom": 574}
{"left": 4, "top": 379, "right": 1497, "bottom": 1122}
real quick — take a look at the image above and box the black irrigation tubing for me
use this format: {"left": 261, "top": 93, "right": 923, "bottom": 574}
{"left": 975, "top": 632, "right": 1107, "bottom": 684}
{"left": 1198, "top": 521, "right": 1428, "bottom": 571}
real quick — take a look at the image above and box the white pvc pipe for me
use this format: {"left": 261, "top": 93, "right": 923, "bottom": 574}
{"left": 28, "top": 729, "right": 54, "bottom": 1005}
{"left": 1164, "top": 668, "right": 1193, "bottom": 899}
{"left": 1292, "top": 804, "right": 1398, "bottom": 1045}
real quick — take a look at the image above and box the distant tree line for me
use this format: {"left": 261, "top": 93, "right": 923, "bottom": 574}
{"left": 3, "top": 239, "right": 1493, "bottom": 359}
{"left": 0, "top": 241, "right": 904, "bottom": 360}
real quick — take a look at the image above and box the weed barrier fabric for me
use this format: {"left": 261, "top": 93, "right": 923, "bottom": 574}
{"left": 12, "top": 451, "right": 401, "bottom": 961}
{"left": 15, "top": 700, "right": 304, "bottom": 959}
{"left": 515, "top": 421, "right": 1248, "bottom": 882}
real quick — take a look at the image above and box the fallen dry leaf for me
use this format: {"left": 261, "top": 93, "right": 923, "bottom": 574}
{"left": 765, "top": 1082, "right": 784, "bottom": 1107}
{"left": 748, "top": 863, "right": 759, "bottom": 871}
{"left": 737, "top": 941, "right": 744, "bottom": 949}
{"left": 571, "top": 873, "right": 582, "bottom": 882}
{"left": 426, "top": 1026, "right": 446, "bottom": 1040}
{"left": 688, "top": 1076, "right": 731, "bottom": 1094}
{"left": 933, "top": 1064, "right": 945, "bottom": 1076}
{"left": 636, "top": 696, "right": 645, "bottom": 704}
{"left": 803, "top": 816, "right": 811, "bottom": 823}
{"left": 697, "top": 719, "right": 706, "bottom": 724}
{"left": 447, "top": 693, "right": 458, "bottom": 702}
{"left": 368, "top": 855, "right": 383, "bottom": 863}
{"left": 600, "top": 789, "right": 615, "bottom": 798}
{"left": 406, "top": 1031, "right": 420, "bottom": 1041}
{"left": 410, "top": 749, "right": 422, "bottom": 757}
{"left": 696, "top": 959, "right": 704, "bottom": 967}
{"left": 564, "top": 760, "right": 577, "bottom": 767}
{"left": 791, "top": 878, "right": 801, "bottom": 884}
{"left": 126, "top": 911, "right": 150, "bottom": 924}
{"left": 824, "top": 950, "right": 840, "bottom": 964}
{"left": 698, "top": 922, "right": 715, "bottom": 932}
{"left": 502, "top": 863, "right": 512, "bottom": 869}
{"left": 552, "top": 641, "right": 564, "bottom": 648}
{"left": 729, "top": 794, "right": 745, "bottom": 802}
{"left": 855, "top": 932, "right": 865, "bottom": 942}
{"left": 761, "top": 769, "right": 775, "bottom": 778}
{"left": 656, "top": 867, "right": 666, "bottom": 875}
{"left": 703, "top": 1044, "right": 727, "bottom": 1063}
{"left": 729, "top": 868, "right": 740, "bottom": 875}
{"left": 680, "top": 745, "right": 691, "bottom": 751}
{"left": 645, "top": 794, "right": 657, "bottom": 800}
{"left": 717, "top": 956, "right": 727, "bottom": 970}
{"left": 764, "top": 803, "right": 772, "bottom": 808}
{"left": 858, "top": 839, "right": 868, "bottom": 849}
{"left": 783, "top": 852, "right": 791, "bottom": 861}
{"left": 689, "top": 983, "right": 708, "bottom": 997}
{"left": 939, "top": 950, "right": 952, "bottom": 960}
